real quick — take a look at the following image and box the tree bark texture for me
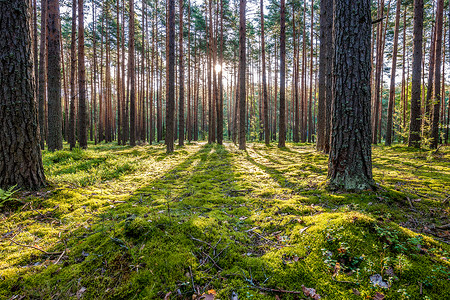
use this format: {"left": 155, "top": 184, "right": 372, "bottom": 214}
{"left": 430, "top": 0, "right": 444, "bottom": 149}
{"left": 166, "top": 0, "right": 175, "bottom": 153}
{"left": 408, "top": 0, "right": 424, "bottom": 147}
{"left": 278, "top": 0, "right": 286, "bottom": 148}
{"left": 0, "top": 0, "right": 46, "bottom": 189}
{"left": 129, "top": 0, "right": 136, "bottom": 146}
{"left": 238, "top": 0, "right": 246, "bottom": 150}
{"left": 78, "top": 0, "right": 87, "bottom": 149}
{"left": 385, "top": 0, "right": 401, "bottom": 146}
{"left": 328, "top": 0, "right": 374, "bottom": 191}
{"left": 178, "top": 0, "right": 185, "bottom": 146}
{"left": 317, "top": 0, "right": 332, "bottom": 153}
{"left": 47, "top": 0, "right": 63, "bottom": 151}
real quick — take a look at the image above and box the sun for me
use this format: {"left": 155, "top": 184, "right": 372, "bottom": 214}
{"left": 215, "top": 64, "right": 222, "bottom": 73}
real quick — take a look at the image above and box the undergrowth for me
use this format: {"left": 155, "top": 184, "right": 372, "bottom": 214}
{"left": 0, "top": 142, "right": 449, "bottom": 299}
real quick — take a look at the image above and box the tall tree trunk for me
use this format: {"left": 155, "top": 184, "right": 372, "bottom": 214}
{"left": 78, "top": 0, "right": 87, "bottom": 149}
{"left": 33, "top": 0, "right": 38, "bottom": 103}
{"left": 293, "top": 4, "right": 299, "bottom": 143}
{"left": 385, "top": 0, "right": 401, "bottom": 146}
{"left": 301, "top": 1, "right": 307, "bottom": 143}
{"left": 121, "top": 0, "right": 127, "bottom": 144}
{"left": 166, "top": 0, "right": 175, "bottom": 153}
{"left": 317, "top": 0, "right": 332, "bottom": 152}
{"left": 372, "top": 0, "right": 385, "bottom": 144}
{"left": 217, "top": 0, "right": 224, "bottom": 145}
{"left": 278, "top": 0, "right": 286, "bottom": 148}
{"left": 116, "top": 0, "right": 122, "bottom": 145}
{"left": 238, "top": 0, "right": 246, "bottom": 150}
{"left": 424, "top": 24, "right": 437, "bottom": 137}
{"left": 47, "top": 0, "right": 63, "bottom": 151}
{"left": 408, "top": 0, "right": 424, "bottom": 147}
{"left": 187, "top": 0, "right": 192, "bottom": 142}
{"left": 261, "top": 0, "right": 269, "bottom": 146}
{"left": 401, "top": 5, "right": 406, "bottom": 143}
{"left": 69, "top": 0, "right": 77, "bottom": 149}
{"left": 430, "top": 0, "right": 444, "bottom": 149}
{"left": 178, "top": 0, "right": 185, "bottom": 146}
{"left": 129, "top": 0, "right": 136, "bottom": 146}
{"left": 308, "top": 0, "right": 314, "bottom": 143}
{"left": 329, "top": 0, "right": 374, "bottom": 191}
{"left": 38, "top": 0, "right": 47, "bottom": 149}
{"left": 0, "top": 0, "right": 46, "bottom": 189}
{"left": 61, "top": 31, "right": 69, "bottom": 143}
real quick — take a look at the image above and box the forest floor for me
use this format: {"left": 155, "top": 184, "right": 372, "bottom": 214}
{"left": 0, "top": 142, "right": 449, "bottom": 300}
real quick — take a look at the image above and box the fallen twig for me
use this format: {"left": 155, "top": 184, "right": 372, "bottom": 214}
{"left": 189, "top": 235, "right": 211, "bottom": 247}
{"left": 54, "top": 250, "right": 66, "bottom": 264}
{"left": 248, "top": 285, "right": 303, "bottom": 294}
{"left": 437, "top": 223, "right": 450, "bottom": 230}
{"left": 443, "top": 196, "right": 449, "bottom": 204}
{"left": 406, "top": 196, "right": 417, "bottom": 211}
{"left": 202, "top": 252, "right": 223, "bottom": 270}
{"left": 6, "top": 238, "right": 62, "bottom": 256}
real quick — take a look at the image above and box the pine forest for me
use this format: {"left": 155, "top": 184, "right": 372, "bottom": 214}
{"left": 0, "top": 0, "right": 449, "bottom": 299}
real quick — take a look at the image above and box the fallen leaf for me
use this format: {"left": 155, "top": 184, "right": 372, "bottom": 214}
{"left": 299, "top": 226, "right": 310, "bottom": 234}
{"left": 333, "top": 262, "right": 341, "bottom": 276}
{"left": 384, "top": 266, "right": 396, "bottom": 278}
{"left": 352, "top": 288, "right": 361, "bottom": 296}
{"left": 302, "top": 285, "right": 321, "bottom": 299}
{"left": 373, "top": 292, "right": 385, "bottom": 300}
{"left": 199, "top": 290, "right": 216, "bottom": 300}
{"left": 231, "top": 291, "right": 238, "bottom": 300}
{"left": 76, "top": 287, "right": 87, "bottom": 299}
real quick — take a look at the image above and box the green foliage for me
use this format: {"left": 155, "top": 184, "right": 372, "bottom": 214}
{"left": 0, "top": 185, "right": 19, "bottom": 209}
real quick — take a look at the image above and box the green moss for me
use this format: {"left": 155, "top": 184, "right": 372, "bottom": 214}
{"left": 0, "top": 142, "right": 449, "bottom": 299}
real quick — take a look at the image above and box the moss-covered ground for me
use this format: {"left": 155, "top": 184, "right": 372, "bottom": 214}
{"left": 0, "top": 142, "right": 449, "bottom": 299}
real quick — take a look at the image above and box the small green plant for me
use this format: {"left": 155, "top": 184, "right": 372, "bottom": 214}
{"left": 0, "top": 185, "right": 19, "bottom": 208}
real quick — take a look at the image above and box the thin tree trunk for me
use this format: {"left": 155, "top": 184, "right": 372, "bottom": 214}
{"left": 238, "top": 0, "right": 246, "bottom": 150}
{"left": 217, "top": 0, "right": 224, "bottom": 145}
{"left": 278, "top": 0, "right": 286, "bottom": 148}
{"left": 430, "top": 0, "right": 444, "bottom": 148}
{"left": 261, "top": 0, "right": 269, "bottom": 146}
{"left": 47, "top": 0, "right": 63, "bottom": 151}
{"left": 179, "top": 0, "right": 185, "bottom": 146}
{"left": 38, "top": 0, "right": 47, "bottom": 149}
{"left": 385, "top": 0, "right": 401, "bottom": 145}
{"left": 408, "top": 0, "right": 424, "bottom": 147}
{"left": 166, "top": 0, "right": 175, "bottom": 152}
{"left": 308, "top": 0, "right": 314, "bottom": 143}
{"left": 78, "top": 0, "right": 87, "bottom": 149}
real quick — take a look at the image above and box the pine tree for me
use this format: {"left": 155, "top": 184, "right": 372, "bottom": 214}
{"left": 278, "top": 0, "right": 286, "bottom": 148}
{"left": 47, "top": 0, "right": 63, "bottom": 151}
{"left": 78, "top": 0, "right": 87, "bottom": 149}
{"left": 166, "top": 0, "right": 176, "bottom": 153}
{"left": 238, "top": 0, "right": 246, "bottom": 150}
{"left": 328, "top": 0, "right": 374, "bottom": 191}
{"left": 0, "top": 0, "right": 46, "bottom": 189}
{"left": 408, "top": 0, "right": 424, "bottom": 147}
